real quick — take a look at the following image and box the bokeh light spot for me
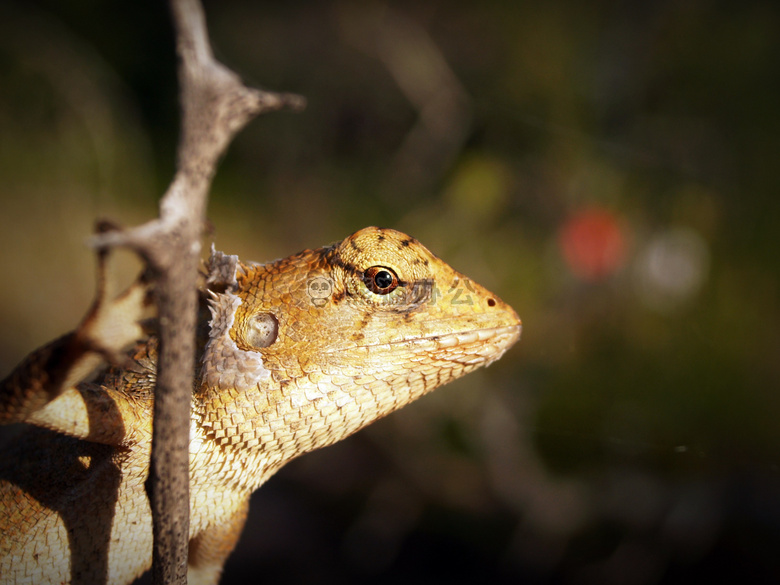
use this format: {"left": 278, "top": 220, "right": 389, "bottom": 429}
{"left": 634, "top": 227, "right": 710, "bottom": 313}
{"left": 558, "top": 208, "right": 628, "bottom": 282}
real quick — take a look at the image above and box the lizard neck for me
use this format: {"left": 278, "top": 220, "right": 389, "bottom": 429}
{"left": 191, "top": 257, "right": 391, "bottom": 493}
{"left": 189, "top": 401, "right": 275, "bottom": 496}
{"left": 191, "top": 369, "right": 417, "bottom": 495}
{"left": 190, "top": 289, "right": 279, "bottom": 493}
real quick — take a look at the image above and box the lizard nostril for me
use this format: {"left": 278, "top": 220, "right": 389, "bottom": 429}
{"left": 487, "top": 298, "right": 496, "bottom": 307}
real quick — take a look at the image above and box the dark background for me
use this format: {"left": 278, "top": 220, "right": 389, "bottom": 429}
{"left": 1, "top": 1, "right": 779, "bottom": 583}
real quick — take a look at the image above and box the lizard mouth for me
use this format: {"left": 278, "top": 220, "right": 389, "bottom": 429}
{"left": 424, "top": 323, "right": 522, "bottom": 366}
{"left": 326, "top": 323, "right": 522, "bottom": 358}
{"left": 426, "top": 323, "right": 522, "bottom": 349}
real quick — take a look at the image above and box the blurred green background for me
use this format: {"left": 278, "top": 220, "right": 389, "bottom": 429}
{"left": 1, "top": 0, "right": 779, "bottom": 583}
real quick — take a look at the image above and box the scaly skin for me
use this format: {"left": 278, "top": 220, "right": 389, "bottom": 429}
{"left": 0, "top": 227, "right": 521, "bottom": 584}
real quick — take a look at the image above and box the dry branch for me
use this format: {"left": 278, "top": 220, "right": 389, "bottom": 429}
{"left": 92, "top": 0, "right": 304, "bottom": 582}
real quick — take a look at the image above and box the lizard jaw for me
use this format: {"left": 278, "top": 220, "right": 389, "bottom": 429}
{"left": 410, "top": 323, "right": 522, "bottom": 367}
{"left": 427, "top": 323, "right": 522, "bottom": 348}
{"left": 332, "top": 323, "right": 522, "bottom": 350}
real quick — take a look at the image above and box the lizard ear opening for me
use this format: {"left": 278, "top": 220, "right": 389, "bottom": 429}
{"left": 241, "top": 312, "right": 279, "bottom": 349}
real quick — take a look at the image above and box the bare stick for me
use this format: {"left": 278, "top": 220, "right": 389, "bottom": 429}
{"left": 92, "top": 0, "right": 303, "bottom": 582}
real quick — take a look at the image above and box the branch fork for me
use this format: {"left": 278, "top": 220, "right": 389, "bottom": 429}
{"left": 89, "top": 0, "right": 305, "bottom": 582}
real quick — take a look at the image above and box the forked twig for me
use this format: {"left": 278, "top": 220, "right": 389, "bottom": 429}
{"left": 91, "top": 0, "right": 304, "bottom": 582}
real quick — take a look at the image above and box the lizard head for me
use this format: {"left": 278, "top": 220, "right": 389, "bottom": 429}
{"left": 199, "top": 227, "right": 520, "bottom": 476}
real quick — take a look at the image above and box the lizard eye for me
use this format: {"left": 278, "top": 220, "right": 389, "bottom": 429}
{"left": 363, "top": 266, "right": 399, "bottom": 295}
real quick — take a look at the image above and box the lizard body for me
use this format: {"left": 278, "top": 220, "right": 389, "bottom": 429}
{"left": 0, "top": 227, "right": 521, "bottom": 584}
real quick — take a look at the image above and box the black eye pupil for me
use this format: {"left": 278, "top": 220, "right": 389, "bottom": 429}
{"left": 374, "top": 270, "right": 394, "bottom": 290}
{"left": 364, "top": 266, "right": 399, "bottom": 295}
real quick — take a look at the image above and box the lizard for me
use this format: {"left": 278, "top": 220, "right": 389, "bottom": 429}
{"left": 0, "top": 226, "right": 521, "bottom": 585}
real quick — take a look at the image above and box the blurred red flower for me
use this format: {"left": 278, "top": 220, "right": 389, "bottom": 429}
{"left": 558, "top": 208, "right": 628, "bottom": 281}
